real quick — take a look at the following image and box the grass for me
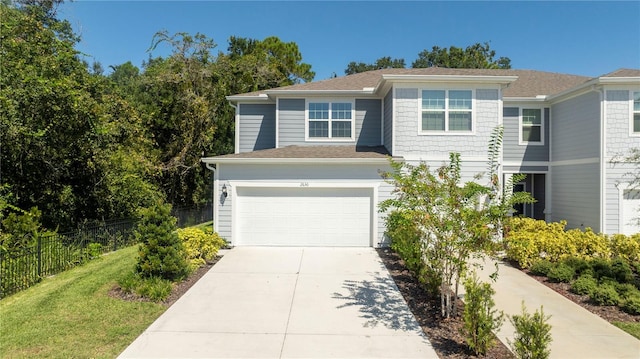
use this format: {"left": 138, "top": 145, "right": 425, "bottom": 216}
{"left": 613, "top": 321, "right": 640, "bottom": 340}
{"left": 0, "top": 246, "right": 167, "bottom": 358}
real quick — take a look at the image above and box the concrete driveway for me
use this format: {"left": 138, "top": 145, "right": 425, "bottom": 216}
{"left": 118, "top": 247, "right": 438, "bottom": 358}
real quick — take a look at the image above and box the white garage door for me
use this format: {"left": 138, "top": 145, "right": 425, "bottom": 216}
{"left": 622, "top": 189, "right": 640, "bottom": 235}
{"left": 236, "top": 187, "right": 372, "bottom": 246}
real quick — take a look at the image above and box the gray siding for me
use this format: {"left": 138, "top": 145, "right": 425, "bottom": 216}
{"left": 604, "top": 90, "right": 640, "bottom": 233}
{"left": 503, "top": 107, "right": 550, "bottom": 162}
{"left": 394, "top": 88, "right": 500, "bottom": 158}
{"left": 278, "top": 99, "right": 306, "bottom": 147}
{"left": 215, "top": 163, "right": 393, "bottom": 246}
{"left": 550, "top": 162, "right": 600, "bottom": 232}
{"left": 238, "top": 104, "right": 276, "bottom": 153}
{"left": 277, "top": 98, "right": 382, "bottom": 147}
{"left": 384, "top": 90, "right": 393, "bottom": 153}
{"left": 551, "top": 92, "right": 601, "bottom": 161}
{"left": 356, "top": 99, "right": 382, "bottom": 146}
{"left": 503, "top": 166, "right": 549, "bottom": 172}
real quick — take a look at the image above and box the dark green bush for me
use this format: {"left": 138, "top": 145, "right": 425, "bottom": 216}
{"left": 386, "top": 211, "right": 426, "bottom": 277}
{"left": 621, "top": 295, "right": 640, "bottom": 315}
{"left": 570, "top": 275, "right": 597, "bottom": 296}
{"left": 615, "top": 283, "right": 640, "bottom": 300}
{"left": 589, "top": 283, "right": 621, "bottom": 306}
{"left": 547, "top": 263, "right": 575, "bottom": 283}
{"left": 610, "top": 258, "right": 633, "bottom": 284}
{"left": 561, "top": 257, "right": 591, "bottom": 276}
{"left": 135, "top": 203, "right": 189, "bottom": 281}
{"left": 530, "top": 260, "right": 554, "bottom": 276}
{"left": 590, "top": 258, "right": 613, "bottom": 280}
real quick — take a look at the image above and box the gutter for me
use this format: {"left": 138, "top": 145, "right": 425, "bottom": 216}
{"left": 200, "top": 157, "right": 398, "bottom": 165}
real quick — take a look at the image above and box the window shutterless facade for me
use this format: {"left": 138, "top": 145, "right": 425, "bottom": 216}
{"left": 420, "top": 90, "right": 473, "bottom": 133}
{"left": 306, "top": 101, "right": 354, "bottom": 140}
{"left": 520, "top": 108, "right": 544, "bottom": 145}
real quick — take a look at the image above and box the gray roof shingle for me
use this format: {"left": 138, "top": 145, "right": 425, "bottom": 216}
{"left": 207, "top": 145, "right": 391, "bottom": 160}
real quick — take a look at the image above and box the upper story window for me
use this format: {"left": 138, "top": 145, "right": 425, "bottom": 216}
{"left": 520, "top": 108, "right": 544, "bottom": 145}
{"left": 633, "top": 91, "right": 640, "bottom": 134}
{"left": 421, "top": 90, "right": 473, "bottom": 133}
{"left": 307, "top": 101, "right": 354, "bottom": 140}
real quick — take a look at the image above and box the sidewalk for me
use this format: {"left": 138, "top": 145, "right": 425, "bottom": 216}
{"left": 471, "top": 257, "right": 640, "bottom": 359}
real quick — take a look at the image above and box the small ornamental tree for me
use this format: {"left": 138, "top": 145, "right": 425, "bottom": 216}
{"left": 463, "top": 271, "right": 504, "bottom": 356}
{"left": 134, "top": 202, "right": 189, "bottom": 281}
{"left": 380, "top": 126, "right": 533, "bottom": 318}
{"left": 509, "top": 303, "right": 553, "bottom": 359}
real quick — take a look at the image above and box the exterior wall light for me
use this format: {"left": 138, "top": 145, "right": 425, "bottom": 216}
{"left": 222, "top": 184, "right": 228, "bottom": 198}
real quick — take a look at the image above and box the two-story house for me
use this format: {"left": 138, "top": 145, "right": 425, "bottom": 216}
{"left": 201, "top": 68, "right": 640, "bottom": 247}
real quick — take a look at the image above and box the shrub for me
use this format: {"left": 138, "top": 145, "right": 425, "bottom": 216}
{"left": 547, "top": 263, "right": 575, "bottom": 283}
{"left": 134, "top": 203, "right": 189, "bottom": 281}
{"left": 615, "top": 283, "right": 640, "bottom": 300}
{"left": 570, "top": 275, "right": 598, "bottom": 296}
{"left": 135, "top": 276, "right": 173, "bottom": 302}
{"left": 561, "top": 257, "right": 591, "bottom": 276}
{"left": 589, "top": 283, "right": 621, "bottom": 306}
{"left": 590, "top": 258, "right": 613, "bottom": 280}
{"left": 610, "top": 234, "right": 640, "bottom": 263}
{"left": 118, "top": 271, "right": 140, "bottom": 294}
{"left": 462, "top": 272, "right": 504, "bottom": 356}
{"left": 385, "top": 211, "right": 425, "bottom": 276}
{"left": 508, "top": 302, "right": 552, "bottom": 359}
{"left": 530, "top": 260, "right": 554, "bottom": 276}
{"left": 177, "top": 227, "right": 225, "bottom": 271}
{"left": 621, "top": 295, "right": 640, "bottom": 315}
{"left": 610, "top": 258, "right": 634, "bottom": 284}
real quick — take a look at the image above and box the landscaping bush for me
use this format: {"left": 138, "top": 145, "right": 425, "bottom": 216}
{"left": 529, "top": 259, "right": 554, "bottom": 276}
{"left": 589, "top": 283, "right": 621, "bottom": 306}
{"left": 462, "top": 272, "right": 504, "bottom": 356}
{"left": 385, "top": 211, "right": 426, "bottom": 278}
{"left": 135, "top": 276, "right": 173, "bottom": 302}
{"left": 134, "top": 203, "right": 189, "bottom": 281}
{"left": 561, "top": 257, "right": 591, "bottom": 276}
{"left": 177, "top": 227, "right": 225, "bottom": 271}
{"left": 621, "top": 295, "right": 640, "bottom": 315}
{"left": 610, "top": 258, "right": 634, "bottom": 284}
{"left": 590, "top": 258, "right": 613, "bottom": 280}
{"left": 546, "top": 263, "right": 575, "bottom": 283}
{"left": 610, "top": 233, "right": 640, "bottom": 264}
{"left": 570, "top": 275, "right": 598, "bottom": 296}
{"left": 615, "top": 283, "right": 640, "bottom": 300}
{"left": 508, "top": 302, "right": 552, "bottom": 359}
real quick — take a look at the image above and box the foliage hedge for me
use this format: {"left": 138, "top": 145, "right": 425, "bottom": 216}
{"left": 505, "top": 218, "right": 640, "bottom": 268}
{"left": 177, "top": 227, "right": 226, "bottom": 271}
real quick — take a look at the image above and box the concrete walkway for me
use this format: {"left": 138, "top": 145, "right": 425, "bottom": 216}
{"left": 118, "top": 247, "right": 438, "bottom": 358}
{"left": 471, "top": 257, "right": 640, "bottom": 359}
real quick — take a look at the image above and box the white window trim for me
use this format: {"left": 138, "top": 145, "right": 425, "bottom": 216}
{"left": 305, "top": 99, "right": 356, "bottom": 142}
{"left": 418, "top": 89, "right": 475, "bottom": 136}
{"left": 630, "top": 90, "right": 640, "bottom": 137}
{"left": 519, "top": 107, "right": 545, "bottom": 146}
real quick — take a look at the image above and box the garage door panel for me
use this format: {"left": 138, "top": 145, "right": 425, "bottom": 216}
{"left": 237, "top": 187, "right": 372, "bottom": 246}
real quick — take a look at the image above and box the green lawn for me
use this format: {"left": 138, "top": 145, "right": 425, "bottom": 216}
{"left": 613, "top": 321, "right": 640, "bottom": 340}
{"left": 0, "top": 246, "right": 166, "bottom": 358}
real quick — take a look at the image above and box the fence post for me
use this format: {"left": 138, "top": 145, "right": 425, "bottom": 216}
{"left": 36, "top": 234, "right": 42, "bottom": 279}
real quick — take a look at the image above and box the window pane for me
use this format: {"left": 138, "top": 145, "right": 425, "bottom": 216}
{"left": 309, "top": 103, "right": 329, "bottom": 120}
{"left": 422, "top": 112, "right": 445, "bottom": 131}
{"left": 331, "top": 103, "right": 352, "bottom": 120}
{"left": 309, "top": 121, "right": 328, "bottom": 137}
{"left": 522, "top": 125, "right": 541, "bottom": 142}
{"left": 522, "top": 109, "right": 542, "bottom": 125}
{"left": 332, "top": 121, "right": 352, "bottom": 138}
{"left": 422, "top": 90, "right": 445, "bottom": 110}
{"left": 634, "top": 92, "right": 640, "bottom": 112}
{"left": 449, "top": 112, "right": 472, "bottom": 131}
{"left": 449, "top": 90, "right": 472, "bottom": 110}
{"left": 634, "top": 113, "right": 640, "bottom": 133}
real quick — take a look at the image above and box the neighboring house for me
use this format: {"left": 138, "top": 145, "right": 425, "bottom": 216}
{"left": 201, "top": 68, "right": 640, "bottom": 247}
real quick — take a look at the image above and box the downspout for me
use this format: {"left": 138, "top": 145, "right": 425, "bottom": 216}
{"left": 229, "top": 101, "right": 239, "bottom": 154}
{"left": 598, "top": 86, "right": 606, "bottom": 233}
{"left": 204, "top": 162, "right": 218, "bottom": 233}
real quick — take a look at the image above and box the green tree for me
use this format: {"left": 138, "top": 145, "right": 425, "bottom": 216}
{"left": 412, "top": 42, "right": 511, "bottom": 69}
{"left": 344, "top": 56, "right": 406, "bottom": 75}
{"left": 134, "top": 202, "right": 189, "bottom": 281}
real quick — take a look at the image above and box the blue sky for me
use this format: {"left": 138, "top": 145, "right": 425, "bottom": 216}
{"left": 58, "top": 1, "right": 640, "bottom": 81}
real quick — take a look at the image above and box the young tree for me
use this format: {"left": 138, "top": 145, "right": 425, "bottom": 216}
{"left": 380, "top": 127, "right": 532, "bottom": 318}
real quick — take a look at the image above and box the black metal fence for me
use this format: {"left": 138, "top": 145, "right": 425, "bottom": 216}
{"left": 0, "top": 202, "right": 214, "bottom": 298}
{"left": 0, "top": 220, "right": 136, "bottom": 298}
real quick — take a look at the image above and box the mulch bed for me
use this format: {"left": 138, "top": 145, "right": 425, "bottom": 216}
{"left": 376, "top": 248, "right": 515, "bottom": 359}
{"left": 522, "top": 270, "right": 640, "bottom": 324}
